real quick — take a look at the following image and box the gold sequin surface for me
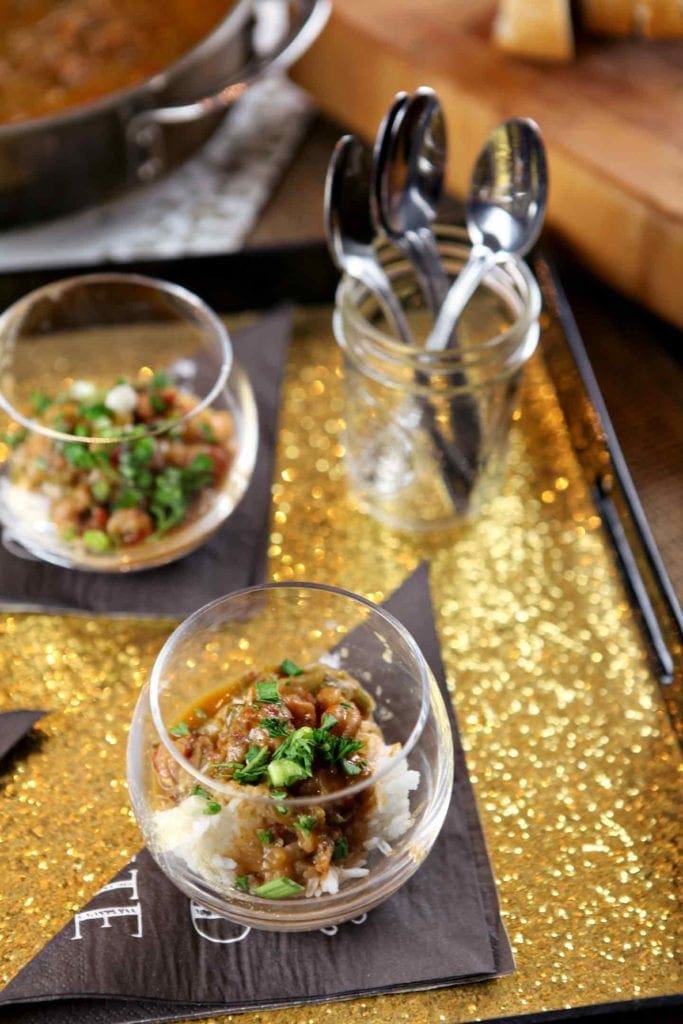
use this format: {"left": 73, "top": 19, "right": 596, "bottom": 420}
{"left": 0, "top": 307, "right": 680, "bottom": 1024}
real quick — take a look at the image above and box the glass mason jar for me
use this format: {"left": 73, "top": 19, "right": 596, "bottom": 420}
{"left": 0, "top": 273, "right": 257, "bottom": 571}
{"left": 127, "top": 582, "right": 454, "bottom": 932}
{"left": 333, "top": 225, "right": 541, "bottom": 531}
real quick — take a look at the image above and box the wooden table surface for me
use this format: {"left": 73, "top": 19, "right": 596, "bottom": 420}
{"left": 248, "top": 114, "right": 683, "bottom": 602}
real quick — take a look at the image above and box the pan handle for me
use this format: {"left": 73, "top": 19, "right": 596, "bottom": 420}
{"left": 126, "top": 0, "right": 330, "bottom": 183}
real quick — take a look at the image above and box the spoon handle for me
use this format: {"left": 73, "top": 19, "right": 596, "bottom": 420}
{"left": 402, "top": 227, "right": 451, "bottom": 314}
{"left": 354, "top": 258, "right": 415, "bottom": 345}
{"left": 426, "top": 247, "right": 497, "bottom": 352}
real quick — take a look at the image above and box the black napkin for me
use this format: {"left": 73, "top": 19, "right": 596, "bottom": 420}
{"left": 0, "top": 565, "right": 513, "bottom": 1024}
{"left": 0, "top": 307, "right": 291, "bottom": 616}
{"left": 0, "top": 710, "right": 45, "bottom": 763}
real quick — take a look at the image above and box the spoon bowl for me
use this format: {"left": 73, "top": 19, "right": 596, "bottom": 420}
{"left": 427, "top": 117, "right": 547, "bottom": 352}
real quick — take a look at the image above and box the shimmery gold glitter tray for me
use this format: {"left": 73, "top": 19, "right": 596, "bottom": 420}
{"left": 0, "top": 247, "right": 681, "bottom": 1024}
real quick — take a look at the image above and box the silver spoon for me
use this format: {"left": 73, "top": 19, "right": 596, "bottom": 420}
{"left": 324, "top": 133, "right": 413, "bottom": 344}
{"left": 376, "top": 87, "right": 450, "bottom": 314}
{"left": 426, "top": 117, "right": 547, "bottom": 352}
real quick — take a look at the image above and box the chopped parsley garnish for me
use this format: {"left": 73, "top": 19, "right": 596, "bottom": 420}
{"left": 257, "top": 829, "right": 274, "bottom": 845}
{"left": 1, "top": 429, "right": 27, "bottom": 450}
{"left": 191, "top": 784, "right": 221, "bottom": 814}
{"left": 232, "top": 745, "right": 270, "bottom": 785}
{"left": 30, "top": 391, "right": 52, "bottom": 415}
{"left": 170, "top": 721, "right": 190, "bottom": 738}
{"left": 260, "top": 717, "right": 291, "bottom": 738}
{"left": 332, "top": 836, "right": 349, "bottom": 861}
{"left": 280, "top": 658, "right": 304, "bottom": 677}
{"left": 270, "top": 726, "right": 316, "bottom": 775}
{"left": 255, "top": 680, "right": 280, "bottom": 703}
{"left": 151, "top": 371, "right": 172, "bottom": 389}
{"left": 270, "top": 789, "right": 288, "bottom": 814}
{"left": 319, "top": 712, "right": 338, "bottom": 731}
{"left": 295, "top": 815, "right": 317, "bottom": 834}
{"left": 63, "top": 441, "right": 96, "bottom": 470}
{"left": 342, "top": 759, "right": 363, "bottom": 776}
{"left": 234, "top": 875, "right": 250, "bottom": 893}
{"left": 253, "top": 877, "right": 304, "bottom": 900}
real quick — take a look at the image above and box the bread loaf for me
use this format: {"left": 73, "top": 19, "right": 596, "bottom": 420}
{"left": 493, "top": 0, "right": 574, "bottom": 61}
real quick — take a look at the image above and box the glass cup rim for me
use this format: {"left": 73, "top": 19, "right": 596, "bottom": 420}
{"left": 0, "top": 271, "right": 233, "bottom": 444}
{"left": 148, "top": 580, "right": 433, "bottom": 808}
{"left": 337, "top": 242, "right": 541, "bottom": 371}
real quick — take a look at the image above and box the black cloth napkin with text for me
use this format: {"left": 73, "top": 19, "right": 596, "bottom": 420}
{"left": 0, "top": 307, "right": 291, "bottom": 617}
{"left": 0, "top": 565, "right": 513, "bottom": 1024}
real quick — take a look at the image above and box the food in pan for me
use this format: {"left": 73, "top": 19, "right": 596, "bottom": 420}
{"left": 0, "top": 0, "right": 233, "bottom": 124}
{"left": 2, "top": 371, "right": 234, "bottom": 553}
{"left": 151, "top": 659, "right": 419, "bottom": 899}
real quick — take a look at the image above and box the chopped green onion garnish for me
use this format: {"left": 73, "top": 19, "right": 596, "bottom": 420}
{"left": 191, "top": 785, "right": 211, "bottom": 799}
{"left": 170, "top": 721, "right": 190, "bottom": 738}
{"left": 82, "top": 529, "right": 112, "bottom": 553}
{"left": 232, "top": 745, "right": 270, "bottom": 784}
{"left": 253, "top": 877, "right": 304, "bottom": 900}
{"left": 257, "top": 829, "right": 274, "bottom": 845}
{"left": 234, "top": 875, "right": 250, "bottom": 893}
{"left": 280, "top": 658, "right": 304, "bottom": 677}
{"left": 342, "top": 759, "right": 363, "bottom": 776}
{"left": 205, "top": 800, "right": 222, "bottom": 815}
{"left": 320, "top": 712, "right": 338, "bottom": 731}
{"left": 267, "top": 757, "right": 309, "bottom": 789}
{"left": 295, "top": 815, "right": 317, "bottom": 834}
{"left": 255, "top": 680, "right": 280, "bottom": 703}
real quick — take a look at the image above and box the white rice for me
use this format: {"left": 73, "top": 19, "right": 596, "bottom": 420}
{"left": 152, "top": 741, "right": 420, "bottom": 897}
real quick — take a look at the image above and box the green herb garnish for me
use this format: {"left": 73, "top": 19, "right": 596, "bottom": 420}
{"left": 82, "top": 529, "right": 111, "bottom": 553}
{"left": 234, "top": 875, "right": 250, "bottom": 893}
{"left": 90, "top": 479, "right": 111, "bottom": 503}
{"left": 342, "top": 759, "right": 363, "bottom": 776}
{"left": 30, "top": 391, "right": 52, "bottom": 415}
{"left": 151, "top": 371, "right": 172, "bottom": 389}
{"left": 270, "top": 789, "right": 288, "bottom": 814}
{"left": 253, "top": 877, "right": 304, "bottom": 900}
{"left": 199, "top": 422, "right": 216, "bottom": 442}
{"left": 191, "top": 785, "right": 211, "bottom": 799}
{"left": 255, "top": 680, "right": 280, "bottom": 703}
{"left": 257, "top": 829, "right": 274, "bottom": 845}
{"left": 205, "top": 799, "right": 221, "bottom": 815}
{"left": 295, "top": 815, "right": 317, "bottom": 834}
{"left": 260, "top": 717, "right": 291, "bottom": 738}
{"left": 270, "top": 725, "right": 316, "bottom": 775}
{"left": 319, "top": 712, "right": 338, "bottom": 731}
{"left": 170, "top": 721, "right": 190, "bottom": 738}
{"left": 232, "top": 745, "right": 270, "bottom": 785}
{"left": 1, "top": 429, "right": 27, "bottom": 449}
{"left": 63, "top": 441, "right": 96, "bottom": 470}
{"left": 332, "top": 836, "right": 349, "bottom": 861}
{"left": 267, "top": 758, "right": 309, "bottom": 789}
{"left": 280, "top": 658, "right": 304, "bottom": 677}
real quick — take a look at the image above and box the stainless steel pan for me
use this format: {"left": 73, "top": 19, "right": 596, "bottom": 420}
{"left": 0, "top": 0, "right": 330, "bottom": 227}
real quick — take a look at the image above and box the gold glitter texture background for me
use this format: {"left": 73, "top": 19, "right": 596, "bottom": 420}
{"left": 0, "top": 307, "right": 680, "bottom": 1023}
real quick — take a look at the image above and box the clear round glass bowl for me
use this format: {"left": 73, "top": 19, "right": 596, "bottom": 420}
{"left": 0, "top": 273, "right": 258, "bottom": 571}
{"left": 127, "top": 582, "right": 454, "bottom": 932}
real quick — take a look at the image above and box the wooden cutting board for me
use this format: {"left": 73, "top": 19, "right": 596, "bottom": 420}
{"left": 292, "top": 0, "right": 683, "bottom": 329}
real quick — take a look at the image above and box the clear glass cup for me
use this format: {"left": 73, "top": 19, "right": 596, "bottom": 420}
{"left": 0, "top": 273, "right": 258, "bottom": 571}
{"left": 333, "top": 225, "right": 541, "bottom": 531}
{"left": 127, "top": 582, "right": 454, "bottom": 932}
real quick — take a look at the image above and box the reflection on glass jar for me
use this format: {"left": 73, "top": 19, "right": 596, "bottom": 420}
{"left": 334, "top": 225, "right": 541, "bottom": 531}
{"left": 0, "top": 273, "right": 258, "bottom": 571}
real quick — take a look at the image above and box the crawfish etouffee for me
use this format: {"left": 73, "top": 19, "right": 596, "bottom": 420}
{"left": 151, "top": 659, "right": 420, "bottom": 900}
{"left": 2, "top": 372, "right": 234, "bottom": 552}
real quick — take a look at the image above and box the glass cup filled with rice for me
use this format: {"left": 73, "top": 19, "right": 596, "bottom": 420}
{"left": 0, "top": 273, "right": 257, "bottom": 571}
{"left": 127, "top": 582, "right": 454, "bottom": 931}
